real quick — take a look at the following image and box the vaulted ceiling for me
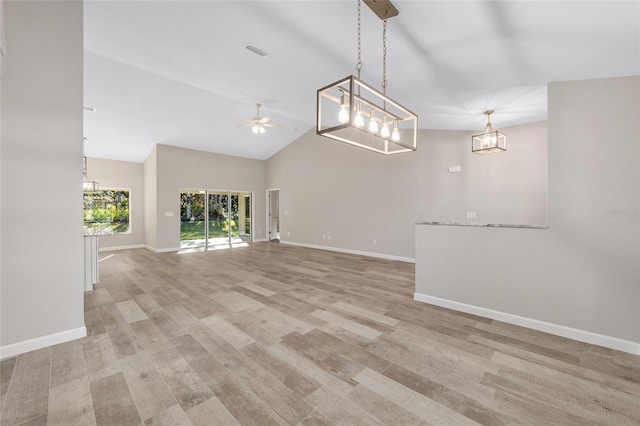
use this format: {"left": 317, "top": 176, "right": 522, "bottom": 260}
{"left": 83, "top": 1, "right": 640, "bottom": 163}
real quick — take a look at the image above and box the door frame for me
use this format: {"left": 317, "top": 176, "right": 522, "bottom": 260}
{"left": 266, "top": 188, "right": 280, "bottom": 241}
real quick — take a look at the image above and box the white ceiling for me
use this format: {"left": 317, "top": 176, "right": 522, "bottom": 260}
{"left": 83, "top": 1, "right": 640, "bottom": 163}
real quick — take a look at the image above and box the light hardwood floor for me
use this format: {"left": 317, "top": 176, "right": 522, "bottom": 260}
{"left": 1, "top": 242, "right": 639, "bottom": 425}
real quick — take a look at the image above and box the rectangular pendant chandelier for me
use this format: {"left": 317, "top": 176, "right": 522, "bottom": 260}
{"left": 471, "top": 110, "right": 506, "bottom": 154}
{"left": 471, "top": 130, "right": 506, "bottom": 154}
{"left": 317, "top": 75, "right": 418, "bottom": 155}
{"left": 83, "top": 138, "right": 99, "bottom": 192}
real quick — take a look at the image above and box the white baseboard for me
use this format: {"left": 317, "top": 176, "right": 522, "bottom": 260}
{"left": 280, "top": 240, "right": 415, "bottom": 263}
{"left": 148, "top": 243, "right": 272, "bottom": 252}
{"left": 413, "top": 293, "right": 640, "bottom": 356}
{"left": 144, "top": 245, "right": 180, "bottom": 253}
{"left": 0, "top": 327, "right": 87, "bottom": 360}
{"left": 99, "top": 244, "right": 144, "bottom": 252}
{"left": 157, "top": 247, "right": 180, "bottom": 253}
{"left": 253, "top": 238, "right": 268, "bottom": 243}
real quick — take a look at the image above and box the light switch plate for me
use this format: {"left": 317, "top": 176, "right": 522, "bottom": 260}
{"left": 466, "top": 211, "right": 477, "bottom": 219}
{"left": 448, "top": 165, "right": 461, "bottom": 173}
{"left": 165, "top": 212, "right": 174, "bottom": 217}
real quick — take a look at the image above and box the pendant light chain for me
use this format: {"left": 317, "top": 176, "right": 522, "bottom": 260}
{"left": 382, "top": 18, "right": 387, "bottom": 94}
{"left": 356, "top": 0, "right": 362, "bottom": 80}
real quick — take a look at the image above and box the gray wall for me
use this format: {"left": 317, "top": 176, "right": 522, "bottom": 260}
{"left": 153, "top": 144, "right": 267, "bottom": 250}
{"left": 266, "top": 121, "right": 547, "bottom": 260}
{"left": 1, "top": 1, "right": 85, "bottom": 349}
{"left": 416, "top": 76, "right": 640, "bottom": 349}
{"left": 87, "top": 157, "right": 145, "bottom": 249}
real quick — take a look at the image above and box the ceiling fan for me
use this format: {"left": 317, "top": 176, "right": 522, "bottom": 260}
{"left": 236, "top": 103, "right": 283, "bottom": 134}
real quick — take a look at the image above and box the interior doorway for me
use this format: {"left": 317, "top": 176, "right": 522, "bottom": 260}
{"left": 267, "top": 189, "right": 280, "bottom": 241}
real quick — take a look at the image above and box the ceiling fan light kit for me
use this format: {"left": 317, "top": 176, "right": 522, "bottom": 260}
{"left": 236, "top": 103, "right": 283, "bottom": 135}
{"left": 316, "top": 0, "right": 417, "bottom": 155}
{"left": 472, "top": 110, "right": 507, "bottom": 154}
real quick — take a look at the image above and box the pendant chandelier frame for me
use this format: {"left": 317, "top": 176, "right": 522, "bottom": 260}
{"left": 83, "top": 137, "right": 99, "bottom": 192}
{"left": 471, "top": 110, "right": 507, "bottom": 154}
{"left": 316, "top": 0, "right": 417, "bottom": 155}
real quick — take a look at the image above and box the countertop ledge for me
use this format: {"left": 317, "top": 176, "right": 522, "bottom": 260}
{"left": 416, "top": 221, "right": 548, "bottom": 229}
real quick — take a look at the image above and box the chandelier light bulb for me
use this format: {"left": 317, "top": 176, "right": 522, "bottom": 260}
{"left": 482, "top": 120, "right": 496, "bottom": 148}
{"left": 338, "top": 93, "right": 350, "bottom": 123}
{"left": 482, "top": 133, "right": 496, "bottom": 148}
{"left": 338, "top": 104, "right": 350, "bottom": 124}
{"left": 252, "top": 125, "right": 260, "bottom": 134}
{"left": 259, "top": 126, "right": 266, "bottom": 134}
{"left": 354, "top": 103, "right": 364, "bottom": 127}
{"left": 83, "top": 179, "right": 98, "bottom": 192}
{"left": 368, "top": 109, "right": 378, "bottom": 133}
{"left": 381, "top": 116, "right": 390, "bottom": 138}
{"left": 391, "top": 120, "right": 400, "bottom": 141}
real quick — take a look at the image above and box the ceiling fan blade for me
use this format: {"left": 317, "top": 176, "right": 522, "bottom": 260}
{"left": 235, "top": 117, "right": 254, "bottom": 123}
{"left": 263, "top": 123, "right": 284, "bottom": 128}
{"left": 258, "top": 117, "right": 270, "bottom": 124}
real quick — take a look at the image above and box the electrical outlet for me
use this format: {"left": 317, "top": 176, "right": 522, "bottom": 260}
{"left": 373, "top": 240, "right": 377, "bottom": 245}
{"left": 466, "top": 211, "right": 477, "bottom": 219}
{"left": 328, "top": 235, "right": 332, "bottom": 241}
{"left": 323, "top": 234, "right": 326, "bottom": 240}
{"left": 448, "top": 165, "right": 461, "bottom": 173}
{"left": 287, "top": 231, "right": 290, "bottom": 236}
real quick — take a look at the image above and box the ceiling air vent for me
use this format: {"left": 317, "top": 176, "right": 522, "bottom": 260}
{"left": 244, "top": 44, "right": 269, "bottom": 58}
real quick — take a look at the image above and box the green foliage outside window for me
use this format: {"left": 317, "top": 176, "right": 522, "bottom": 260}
{"left": 84, "top": 189, "right": 130, "bottom": 234}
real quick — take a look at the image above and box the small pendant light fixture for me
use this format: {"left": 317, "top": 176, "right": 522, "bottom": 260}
{"left": 472, "top": 110, "right": 506, "bottom": 154}
{"left": 316, "top": 0, "right": 417, "bottom": 155}
{"left": 83, "top": 137, "right": 99, "bottom": 192}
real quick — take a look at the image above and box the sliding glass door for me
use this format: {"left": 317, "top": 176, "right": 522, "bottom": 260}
{"left": 207, "top": 191, "right": 229, "bottom": 248}
{"left": 180, "top": 190, "right": 251, "bottom": 249}
{"left": 230, "top": 192, "right": 251, "bottom": 245}
{"left": 180, "top": 191, "right": 206, "bottom": 248}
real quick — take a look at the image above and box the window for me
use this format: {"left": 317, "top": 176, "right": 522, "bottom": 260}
{"left": 83, "top": 189, "right": 130, "bottom": 234}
